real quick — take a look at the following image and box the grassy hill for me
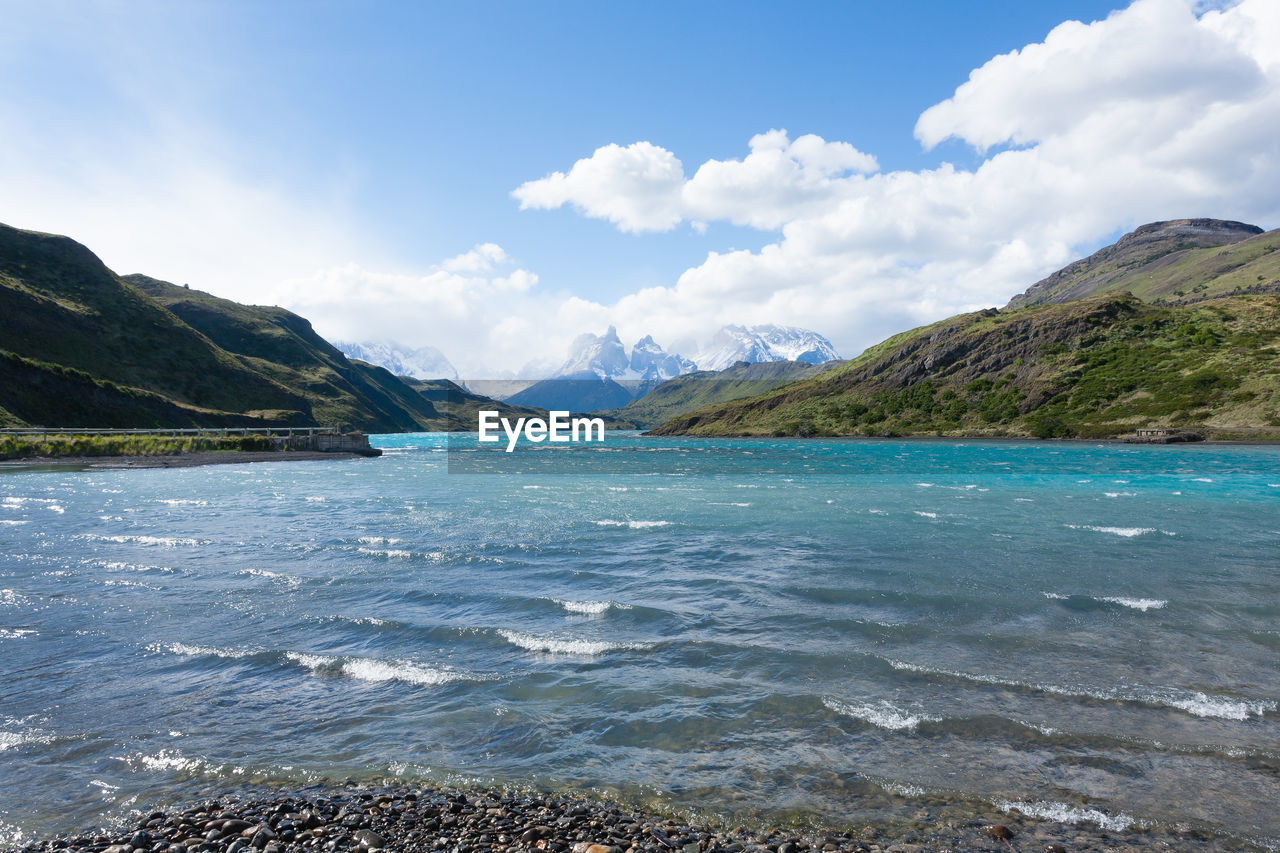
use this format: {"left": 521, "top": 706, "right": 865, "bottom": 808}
{"left": 0, "top": 222, "right": 448, "bottom": 431}
{"left": 651, "top": 292, "right": 1280, "bottom": 440}
{"left": 1007, "top": 219, "right": 1276, "bottom": 308}
{"left": 595, "top": 360, "right": 838, "bottom": 428}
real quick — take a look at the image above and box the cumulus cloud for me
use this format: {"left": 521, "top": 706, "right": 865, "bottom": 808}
{"left": 507, "top": 0, "right": 1280, "bottom": 364}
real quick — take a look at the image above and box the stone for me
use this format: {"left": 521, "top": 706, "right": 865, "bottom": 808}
{"left": 353, "top": 830, "right": 385, "bottom": 851}
{"left": 984, "top": 825, "right": 1014, "bottom": 842}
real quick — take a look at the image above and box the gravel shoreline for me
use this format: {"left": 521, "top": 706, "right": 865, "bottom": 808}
{"left": 3, "top": 783, "right": 1262, "bottom": 853}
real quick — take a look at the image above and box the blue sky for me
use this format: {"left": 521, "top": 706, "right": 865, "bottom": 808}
{"left": 2, "top": 0, "right": 1277, "bottom": 375}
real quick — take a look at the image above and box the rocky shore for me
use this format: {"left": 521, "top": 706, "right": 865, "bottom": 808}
{"left": 3, "top": 784, "right": 1256, "bottom": 853}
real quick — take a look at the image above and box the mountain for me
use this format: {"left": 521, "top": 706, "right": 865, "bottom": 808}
{"left": 651, "top": 292, "right": 1280, "bottom": 440}
{"left": 597, "top": 359, "right": 840, "bottom": 429}
{"left": 1007, "top": 219, "right": 1271, "bottom": 308}
{"left": 333, "top": 341, "right": 458, "bottom": 380}
{"left": 0, "top": 221, "right": 446, "bottom": 431}
{"left": 630, "top": 334, "right": 697, "bottom": 381}
{"left": 507, "top": 327, "right": 697, "bottom": 412}
{"left": 695, "top": 324, "right": 840, "bottom": 372}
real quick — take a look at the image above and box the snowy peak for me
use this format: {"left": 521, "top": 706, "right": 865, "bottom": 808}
{"left": 334, "top": 340, "right": 458, "bottom": 380}
{"left": 557, "top": 325, "right": 631, "bottom": 379}
{"left": 555, "top": 328, "right": 696, "bottom": 382}
{"left": 630, "top": 335, "right": 697, "bottom": 381}
{"left": 695, "top": 324, "right": 839, "bottom": 373}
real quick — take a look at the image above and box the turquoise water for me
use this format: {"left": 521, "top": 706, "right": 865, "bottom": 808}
{"left": 1, "top": 435, "right": 1278, "bottom": 846}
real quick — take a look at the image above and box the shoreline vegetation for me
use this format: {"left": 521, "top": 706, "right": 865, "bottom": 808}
{"left": 0, "top": 431, "right": 381, "bottom": 468}
{"left": 3, "top": 781, "right": 1240, "bottom": 853}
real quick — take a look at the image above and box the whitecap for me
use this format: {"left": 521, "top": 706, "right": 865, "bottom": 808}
{"left": 913, "top": 511, "right": 938, "bottom": 519}
{"left": 593, "top": 520, "right": 671, "bottom": 529}
{"left": 95, "top": 535, "right": 205, "bottom": 547}
{"left": 553, "top": 598, "right": 630, "bottom": 616}
{"left": 1098, "top": 596, "right": 1166, "bottom": 611}
{"left": 885, "top": 658, "right": 1275, "bottom": 720}
{"left": 155, "top": 499, "right": 208, "bottom": 506}
{"left": 1192, "top": 477, "right": 1213, "bottom": 483}
{"left": 1042, "top": 592, "right": 1069, "bottom": 600}
{"left": 0, "top": 520, "right": 28, "bottom": 526}
{"left": 153, "top": 642, "right": 255, "bottom": 660}
{"left": 1103, "top": 492, "right": 1135, "bottom": 498}
{"left": 0, "top": 629, "right": 35, "bottom": 640}
{"left": 0, "top": 728, "right": 54, "bottom": 751}
{"left": 284, "top": 651, "right": 463, "bottom": 687}
{"left": 47, "top": 505, "right": 65, "bottom": 514}
{"left": 996, "top": 799, "right": 1139, "bottom": 832}
{"left": 497, "top": 629, "right": 647, "bottom": 656}
{"left": 357, "top": 547, "right": 413, "bottom": 558}
{"left": 823, "top": 697, "right": 939, "bottom": 732}
{"left": 238, "top": 568, "right": 302, "bottom": 586}
{"left": 1064, "top": 524, "right": 1153, "bottom": 538}
{"left": 357, "top": 536, "right": 404, "bottom": 546}
{"left": 304, "top": 496, "right": 327, "bottom": 502}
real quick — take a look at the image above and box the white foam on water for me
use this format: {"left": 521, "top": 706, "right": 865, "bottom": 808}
{"left": 154, "top": 642, "right": 255, "bottom": 660}
{"left": 0, "top": 520, "right": 28, "bottom": 525}
{"left": 47, "top": 504, "right": 64, "bottom": 514}
{"left": 593, "top": 520, "right": 671, "bottom": 529}
{"left": 284, "top": 651, "right": 464, "bottom": 687}
{"left": 1065, "top": 524, "right": 1154, "bottom": 538}
{"left": 1042, "top": 592, "right": 1069, "bottom": 600}
{"left": 1098, "top": 596, "right": 1166, "bottom": 611}
{"left": 554, "top": 599, "right": 631, "bottom": 615}
{"left": 95, "top": 534, "right": 206, "bottom": 547}
{"left": 1192, "top": 477, "right": 1214, "bottom": 483}
{"left": 880, "top": 781, "right": 926, "bottom": 797}
{"left": 915, "top": 483, "right": 934, "bottom": 488}
{"left": 1103, "top": 492, "right": 1135, "bottom": 498}
{"left": 357, "top": 547, "right": 413, "bottom": 558}
{"left": 304, "top": 496, "right": 327, "bottom": 502}
{"left": 238, "top": 568, "right": 303, "bottom": 586}
{"left": 0, "top": 819, "right": 22, "bottom": 846}
{"left": 155, "top": 499, "right": 208, "bottom": 506}
{"left": 823, "top": 697, "right": 940, "bottom": 731}
{"left": 357, "top": 536, "right": 404, "bottom": 546}
{"left": 1014, "top": 498, "right": 1034, "bottom": 502}
{"left": 498, "top": 629, "right": 648, "bottom": 656}
{"left": 996, "top": 799, "right": 1139, "bottom": 832}
{"left": 608, "top": 487, "right": 629, "bottom": 492}
{"left": 0, "top": 629, "right": 35, "bottom": 640}
{"left": 885, "top": 658, "right": 1276, "bottom": 720}
{"left": 104, "top": 579, "right": 159, "bottom": 590}
{"left": 88, "top": 779, "right": 118, "bottom": 792}
{"left": 868, "top": 509, "right": 889, "bottom": 515}
{"left": 913, "top": 511, "right": 938, "bottom": 519}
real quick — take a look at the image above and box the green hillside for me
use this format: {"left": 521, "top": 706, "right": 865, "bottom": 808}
{"left": 651, "top": 293, "right": 1280, "bottom": 440}
{"left": 128, "top": 275, "right": 444, "bottom": 432}
{"left": 0, "top": 222, "right": 444, "bottom": 431}
{"left": 1007, "top": 219, "right": 1276, "bottom": 308}
{"left": 596, "top": 360, "right": 838, "bottom": 428}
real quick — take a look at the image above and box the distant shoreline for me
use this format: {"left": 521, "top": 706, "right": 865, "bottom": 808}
{"left": 0, "top": 450, "right": 378, "bottom": 470}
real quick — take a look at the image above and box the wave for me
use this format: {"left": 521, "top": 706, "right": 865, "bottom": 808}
{"left": 0, "top": 589, "right": 31, "bottom": 607}
{"left": 593, "top": 520, "right": 671, "bottom": 529}
{"left": 94, "top": 534, "right": 207, "bottom": 547}
{"left": 1103, "top": 492, "right": 1135, "bottom": 498}
{"left": 0, "top": 629, "right": 35, "bottom": 640}
{"left": 823, "top": 697, "right": 940, "bottom": 731}
{"left": 155, "top": 499, "right": 208, "bottom": 506}
{"left": 153, "top": 642, "right": 256, "bottom": 660}
{"left": 913, "top": 511, "right": 938, "bottom": 519}
{"left": 284, "top": 652, "right": 465, "bottom": 687}
{"left": 238, "top": 568, "right": 303, "bottom": 585}
{"left": 553, "top": 599, "right": 631, "bottom": 616}
{"left": 885, "top": 658, "right": 1275, "bottom": 720}
{"left": 497, "top": 629, "right": 648, "bottom": 656}
{"left": 0, "top": 520, "right": 29, "bottom": 525}
{"left": 1098, "top": 596, "right": 1166, "bottom": 611}
{"left": 1064, "top": 524, "right": 1153, "bottom": 538}
{"left": 357, "top": 536, "right": 404, "bottom": 546}
{"left": 357, "top": 547, "right": 414, "bottom": 558}
{"left": 996, "top": 799, "right": 1139, "bottom": 832}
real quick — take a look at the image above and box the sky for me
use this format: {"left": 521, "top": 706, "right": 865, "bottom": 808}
{"left": 2, "top": 0, "right": 1278, "bottom": 377}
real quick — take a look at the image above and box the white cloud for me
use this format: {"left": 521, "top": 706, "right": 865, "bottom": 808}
{"left": 511, "top": 141, "right": 686, "bottom": 233}
{"left": 508, "top": 0, "right": 1280, "bottom": 364}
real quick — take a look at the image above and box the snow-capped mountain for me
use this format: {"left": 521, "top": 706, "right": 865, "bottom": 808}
{"left": 694, "top": 325, "right": 839, "bottom": 373}
{"left": 555, "top": 327, "right": 696, "bottom": 382}
{"left": 630, "top": 335, "right": 697, "bottom": 381}
{"left": 334, "top": 340, "right": 458, "bottom": 380}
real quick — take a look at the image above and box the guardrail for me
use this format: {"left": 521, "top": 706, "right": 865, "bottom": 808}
{"left": 0, "top": 426, "right": 340, "bottom": 438}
